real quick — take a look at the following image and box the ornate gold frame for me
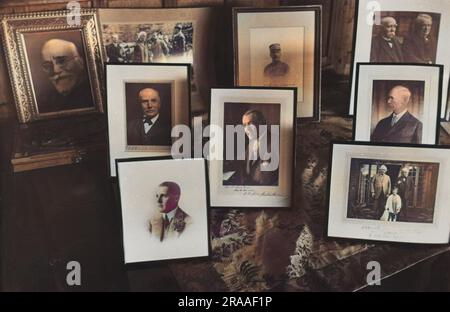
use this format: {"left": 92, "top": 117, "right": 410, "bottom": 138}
{"left": 1, "top": 9, "right": 105, "bottom": 123}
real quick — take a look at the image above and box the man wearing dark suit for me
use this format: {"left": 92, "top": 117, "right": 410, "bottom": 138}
{"left": 370, "top": 17, "right": 404, "bottom": 63}
{"left": 106, "top": 34, "right": 124, "bottom": 63}
{"left": 371, "top": 85, "right": 423, "bottom": 144}
{"left": 232, "top": 110, "right": 279, "bottom": 186}
{"left": 149, "top": 182, "right": 191, "bottom": 242}
{"left": 403, "top": 14, "right": 437, "bottom": 64}
{"left": 127, "top": 88, "right": 172, "bottom": 146}
{"left": 396, "top": 167, "right": 415, "bottom": 222}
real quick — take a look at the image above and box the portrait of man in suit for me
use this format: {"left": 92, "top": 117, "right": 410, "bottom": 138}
{"left": 126, "top": 85, "right": 172, "bottom": 147}
{"left": 264, "top": 43, "right": 290, "bottom": 79}
{"left": 371, "top": 85, "right": 423, "bottom": 144}
{"left": 106, "top": 33, "right": 124, "bottom": 63}
{"left": 23, "top": 30, "right": 95, "bottom": 114}
{"left": 371, "top": 165, "right": 392, "bottom": 218}
{"left": 149, "top": 182, "right": 191, "bottom": 242}
{"left": 403, "top": 14, "right": 438, "bottom": 64}
{"left": 370, "top": 16, "right": 404, "bottom": 63}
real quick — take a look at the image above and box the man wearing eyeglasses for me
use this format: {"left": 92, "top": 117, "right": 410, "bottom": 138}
{"left": 370, "top": 16, "right": 404, "bottom": 63}
{"left": 40, "top": 38, "right": 94, "bottom": 113}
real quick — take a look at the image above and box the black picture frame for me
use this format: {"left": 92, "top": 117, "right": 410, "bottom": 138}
{"left": 352, "top": 62, "right": 443, "bottom": 145}
{"left": 105, "top": 62, "right": 192, "bottom": 179}
{"left": 232, "top": 6, "right": 322, "bottom": 122}
{"left": 208, "top": 86, "right": 297, "bottom": 210}
{"left": 115, "top": 157, "right": 211, "bottom": 268}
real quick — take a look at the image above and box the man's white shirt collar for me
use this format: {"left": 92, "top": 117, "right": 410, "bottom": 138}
{"left": 143, "top": 114, "right": 159, "bottom": 134}
{"left": 393, "top": 109, "right": 408, "bottom": 121}
{"left": 163, "top": 208, "right": 178, "bottom": 223}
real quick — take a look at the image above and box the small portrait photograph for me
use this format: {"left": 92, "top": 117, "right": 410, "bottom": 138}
{"left": 234, "top": 6, "right": 321, "bottom": 121}
{"left": 370, "top": 12, "right": 440, "bottom": 64}
{"left": 328, "top": 142, "right": 450, "bottom": 244}
{"left": 125, "top": 82, "right": 173, "bottom": 148}
{"left": 209, "top": 87, "right": 296, "bottom": 209}
{"left": 346, "top": 158, "right": 439, "bottom": 224}
{"left": 102, "top": 22, "right": 193, "bottom": 64}
{"left": 222, "top": 102, "right": 281, "bottom": 187}
{"left": 23, "top": 30, "right": 95, "bottom": 114}
{"left": 2, "top": 10, "right": 105, "bottom": 123}
{"left": 116, "top": 158, "right": 209, "bottom": 265}
{"left": 106, "top": 64, "right": 190, "bottom": 177}
{"left": 350, "top": 0, "right": 450, "bottom": 119}
{"left": 99, "top": 8, "right": 218, "bottom": 114}
{"left": 354, "top": 64, "right": 442, "bottom": 145}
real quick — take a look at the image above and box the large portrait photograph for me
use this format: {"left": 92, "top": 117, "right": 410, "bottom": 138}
{"left": 353, "top": 64, "right": 442, "bottom": 145}
{"left": 106, "top": 64, "right": 190, "bottom": 177}
{"left": 234, "top": 6, "right": 321, "bottom": 121}
{"left": 327, "top": 142, "right": 450, "bottom": 244}
{"left": 99, "top": 8, "right": 217, "bottom": 114}
{"left": 350, "top": 0, "right": 450, "bottom": 119}
{"left": 209, "top": 87, "right": 296, "bottom": 209}
{"left": 1, "top": 10, "right": 105, "bottom": 123}
{"left": 116, "top": 158, "right": 210, "bottom": 265}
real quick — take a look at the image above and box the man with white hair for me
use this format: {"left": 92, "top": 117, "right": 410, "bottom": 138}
{"left": 371, "top": 165, "right": 392, "bottom": 218}
{"left": 132, "top": 31, "right": 151, "bottom": 62}
{"left": 40, "top": 38, "right": 93, "bottom": 113}
{"left": 371, "top": 85, "right": 423, "bottom": 144}
{"left": 403, "top": 13, "right": 437, "bottom": 64}
{"left": 370, "top": 16, "right": 404, "bottom": 62}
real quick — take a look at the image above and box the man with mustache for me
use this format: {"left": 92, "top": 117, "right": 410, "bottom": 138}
{"left": 403, "top": 14, "right": 437, "bottom": 64}
{"left": 40, "top": 38, "right": 94, "bottom": 113}
{"left": 370, "top": 16, "right": 404, "bottom": 63}
{"left": 127, "top": 87, "right": 172, "bottom": 146}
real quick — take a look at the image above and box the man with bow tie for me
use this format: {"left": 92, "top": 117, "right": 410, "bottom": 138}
{"left": 370, "top": 16, "right": 404, "bottom": 63}
{"left": 149, "top": 182, "right": 191, "bottom": 242}
{"left": 127, "top": 87, "right": 172, "bottom": 146}
{"left": 371, "top": 85, "right": 423, "bottom": 144}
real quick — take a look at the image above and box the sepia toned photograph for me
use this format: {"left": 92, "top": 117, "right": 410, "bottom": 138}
{"left": 209, "top": 87, "right": 296, "bottom": 209}
{"left": 328, "top": 142, "right": 450, "bottom": 244}
{"left": 1, "top": 10, "right": 105, "bottom": 123}
{"left": 106, "top": 63, "right": 190, "bottom": 177}
{"left": 125, "top": 82, "right": 173, "bottom": 148}
{"left": 370, "top": 12, "right": 440, "bottom": 64}
{"left": 222, "top": 102, "right": 281, "bottom": 187}
{"left": 234, "top": 6, "right": 321, "bottom": 121}
{"left": 116, "top": 158, "right": 209, "bottom": 265}
{"left": 102, "top": 22, "right": 193, "bottom": 64}
{"left": 353, "top": 64, "right": 442, "bottom": 145}
{"left": 350, "top": 0, "right": 450, "bottom": 119}
{"left": 346, "top": 158, "right": 439, "bottom": 224}
{"left": 99, "top": 8, "right": 218, "bottom": 114}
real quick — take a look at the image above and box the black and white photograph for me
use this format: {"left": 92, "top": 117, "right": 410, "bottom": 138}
{"left": 1, "top": 10, "right": 105, "bottom": 123}
{"left": 116, "top": 158, "right": 209, "bottom": 265}
{"left": 234, "top": 6, "right": 321, "bottom": 121}
{"left": 350, "top": 0, "right": 450, "bottom": 119}
{"left": 106, "top": 63, "right": 190, "bottom": 177}
{"left": 125, "top": 82, "right": 173, "bottom": 148}
{"left": 328, "top": 142, "right": 450, "bottom": 244}
{"left": 209, "top": 87, "right": 296, "bottom": 209}
{"left": 222, "top": 102, "right": 281, "bottom": 187}
{"left": 353, "top": 64, "right": 442, "bottom": 145}
{"left": 99, "top": 8, "right": 217, "bottom": 114}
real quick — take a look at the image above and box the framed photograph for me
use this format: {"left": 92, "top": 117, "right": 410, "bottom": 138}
{"left": 353, "top": 63, "right": 442, "bottom": 145}
{"left": 1, "top": 10, "right": 105, "bottom": 123}
{"left": 327, "top": 142, "right": 450, "bottom": 244}
{"left": 350, "top": 0, "right": 450, "bottom": 119}
{"left": 106, "top": 63, "right": 191, "bottom": 177}
{"left": 209, "top": 87, "right": 296, "bottom": 209}
{"left": 233, "top": 6, "right": 321, "bottom": 121}
{"left": 116, "top": 157, "right": 210, "bottom": 265}
{"left": 99, "top": 7, "right": 218, "bottom": 114}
